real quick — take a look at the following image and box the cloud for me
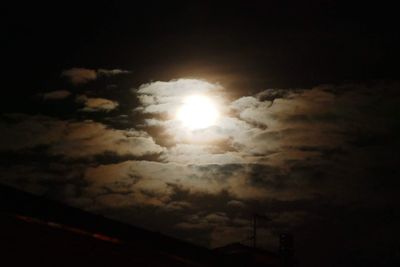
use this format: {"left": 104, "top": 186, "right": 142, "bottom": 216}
{"left": 0, "top": 114, "right": 67, "bottom": 151}
{"left": 2, "top": 80, "right": 400, "bottom": 256}
{"left": 162, "top": 144, "right": 244, "bottom": 164}
{"left": 0, "top": 162, "right": 86, "bottom": 201}
{"left": 133, "top": 79, "right": 350, "bottom": 166}
{"left": 175, "top": 212, "right": 230, "bottom": 230}
{"left": 43, "top": 90, "right": 71, "bottom": 100}
{"left": 164, "top": 201, "right": 192, "bottom": 211}
{"left": 49, "top": 122, "right": 164, "bottom": 159}
{"left": 97, "top": 69, "right": 131, "bottom": 76}
{"left": 61, "top": 68, "right": 131, "bottom": 85}
{"left": 135, "top": 79, "right": 224, "bottom": 116}
{"left": 61, "top": 68, "right": 97, "bottom": 85}
{"left": 227, "top": 200, "right": 246, "bottom": 208}
{"left": 81, "top": 160, "right": 310, "bottom": 208}
{"left": 116, "top": 81, "right": 400, "bottom": 208}
{"left": 137, "top": 78, "right": 222, "bottom": 97}
{"left": 76, "top": 95, "right": 119, "bottom": 112}
{"left": 174, "top": 212, "right": 276, "bottom": 248}
{"left": 95, "top": 193, "right": 138, "bottom": 208}
{"left": 0, "top": 114, "right": 164, "bottom": 160}
{"left": 83, "top": 161, "right": 175, "bottom": 208}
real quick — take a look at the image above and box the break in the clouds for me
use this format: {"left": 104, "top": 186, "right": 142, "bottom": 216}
{"left": 61, "top": 67, "right": 130, "bottom": 85}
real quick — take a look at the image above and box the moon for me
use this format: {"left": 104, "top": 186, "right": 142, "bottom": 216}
{"left": 176, "top": 95, "right": 219, "bottom": 130}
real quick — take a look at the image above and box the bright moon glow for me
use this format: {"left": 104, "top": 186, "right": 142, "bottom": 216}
{"left": 176, "top": 95, "right": 219, "bottom": 129}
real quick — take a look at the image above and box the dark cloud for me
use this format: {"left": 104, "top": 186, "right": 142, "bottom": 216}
{"left": 61, "top": 68, "right": 131, "bottom": 85}
{"left": 42, "top": 90, "right": 72, "bottom": 100}
{"left": 227, "top": 200, "right": 246, "bottom": 209}
{"left": 97, "top": 69, "right": 131, "bottom": 77}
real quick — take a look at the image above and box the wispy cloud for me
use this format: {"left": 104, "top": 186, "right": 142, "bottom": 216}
{"left": 42, "top": 90, "right": 71, "bottom": 100}
{"left": 61, "top": 68, "right": 131, "bottom": 85}
{"left": 61, "top": 68, "right": 97, "bottom": 85}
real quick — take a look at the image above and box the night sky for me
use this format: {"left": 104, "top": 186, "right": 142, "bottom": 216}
{"left": 3, "top": 1, "right": 400, "bottom": 266}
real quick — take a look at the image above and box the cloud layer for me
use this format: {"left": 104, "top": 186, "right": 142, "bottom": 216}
{"left": 1, "top": 78, "right": 399, "bottom": 261}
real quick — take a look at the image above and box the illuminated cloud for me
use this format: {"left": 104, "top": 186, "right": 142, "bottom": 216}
{"left": 81, "top": 160, "right": 316, "bottom": 207}
{"left": 133, "top": 79, "right": 349, "bottom": 166}
{"left": 135, "top": 79, "right": 223, "bottom": 116}
{"left": 61, "top": 68, "right": 97, "bottom": 85}
{"left": 137, "top": 78, "right": 222, "bottom": 97}
{"left": 0, "top": 114, "right": 164, "bottom": 159}
{"left": 76, "top": 94, "right": 119, "bottom": 112}
{"left": 48, "top": 122, "right": 164, "bottom": 159}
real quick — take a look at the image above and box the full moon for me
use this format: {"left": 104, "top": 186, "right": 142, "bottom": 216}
{"left": 176, "top": 95, "right": 219, "bottom": 129}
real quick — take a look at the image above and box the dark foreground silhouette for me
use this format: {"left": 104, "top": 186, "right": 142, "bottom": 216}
{"left": 0, "top": 184, "right": 281, "bottom": 266}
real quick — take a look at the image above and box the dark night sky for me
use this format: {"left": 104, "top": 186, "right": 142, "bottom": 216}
{"left": 3, "top": 1, "right": 400, "bottom": 266}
